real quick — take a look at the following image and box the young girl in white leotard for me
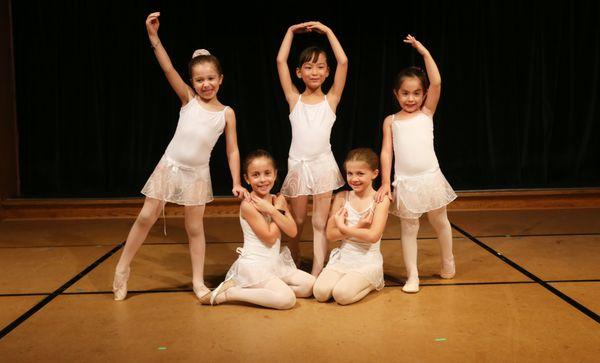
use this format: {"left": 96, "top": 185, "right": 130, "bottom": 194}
{"left": 202, "top": 150, "right": 315, "bottom": 309}
{"left": 112, "top": 12, "right": 248, "bottom": 302}
{"left": 313, "top": 148, "right": 390, "bottom": 305}
{"left": 377, "top": 35, "right": 457, "bottom": 293}
{"left": 276, "top": 21, "right": 348, "bottom": 276}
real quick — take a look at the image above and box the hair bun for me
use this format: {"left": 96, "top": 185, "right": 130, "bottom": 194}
{"left": 192, "top": 49, "right": 211, "bottom": 58}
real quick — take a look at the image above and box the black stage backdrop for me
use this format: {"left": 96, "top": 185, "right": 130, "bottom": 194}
{"left": 11, "top": 0, "right": 600, "bottom": 197}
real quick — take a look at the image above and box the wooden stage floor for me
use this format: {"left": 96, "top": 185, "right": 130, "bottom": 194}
{"left": 0, "top": 208, "right": 599, "bottom": 362}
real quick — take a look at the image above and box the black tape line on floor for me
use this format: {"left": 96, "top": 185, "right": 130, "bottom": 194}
{"left": 451, "top": 223, "right": 600, "bottom": 324}
{"left": 0, "top": 293, "right": 50, "bottom": 297}
{"left": 0, "top": 242, "right": 125, "bottom": 340}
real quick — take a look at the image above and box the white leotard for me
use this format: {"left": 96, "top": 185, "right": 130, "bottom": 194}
{"left": 288, "top": 95, "right": 336, "bottom": 160}
{"left": 391, "top": 112, "right": 439, "bottom": 177}
{"left": 164, "top": 97, "right": 227, "bottom": 167}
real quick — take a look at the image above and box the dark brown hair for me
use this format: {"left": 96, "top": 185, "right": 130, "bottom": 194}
{"left": 188, "top": 54, "right": 223, "bottom": 77}
{"left": 297, "top": 46, "right": 328, "bottom": 68}
{"left": 243, "top": 149, "right": 277, "bottom": 175}
{"left": 394, "top": 66, "right": 429, "bottom": 92}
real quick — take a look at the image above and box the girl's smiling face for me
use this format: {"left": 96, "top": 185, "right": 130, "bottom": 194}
{"left": 244, "top": 157, "right": 277, "bottom": 197}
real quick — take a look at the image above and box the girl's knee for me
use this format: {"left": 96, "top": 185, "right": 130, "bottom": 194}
{"left": 274, "top": 291, "right": 296, "bottom": 310}
{"left": 293, "top": 214, "right": 306, "bottom": 227}
{"left": 311, "top": 214, "right": 328, "bottom": 232}
{"left": 313, "top": 281, "right": 332, "bottom": 302}
{"left": 332, "top": 286, "right": 355, "bottom": 306}
{"left": 401, "top": 218, "right": 420, "bottom": 233}
{"left": 136, "top": 209, "right": 159, "bottom": 227}
{"left": 428, "top": 212, "right": 450, "bottom": 231}
{"left": 297, "top": 275, "right": 316, "bottom": 298}
{"left": 185, "top": 222, "right": 205, "bottom": 238}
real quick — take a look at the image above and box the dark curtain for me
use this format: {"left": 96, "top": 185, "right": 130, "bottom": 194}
{"left": 12, "top": 0, "right": 600, "bottom": 197}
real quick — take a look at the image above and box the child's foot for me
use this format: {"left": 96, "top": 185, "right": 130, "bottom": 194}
{"left": 440, "top": 256, "right": 456, "bottom": 279}
{"left": 193, "top": 285, "right": 211, "bottom": 305}
{"left": 402, "top": 276, "right": 420, "bottom": 293}
{"left": 113, "top": 267, "right": 131, "bottom": 301}
{"left": 210, "top": 278, "right": 237, "bottom": 305}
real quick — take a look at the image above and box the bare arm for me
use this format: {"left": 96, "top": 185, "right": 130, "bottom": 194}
{"left": 276, "top": 24, "right": 305, "bottom": 107}
{"left": 375, "top": 115, "right": 394, "bottom": 202}
{"left": 146, "top": 12, "right": 193, "bottom": 105}
{"left": 326, "top": 192, "right": 347, "bottom": 241}
{"left": 241, "top": 201, "right": 280, "bottom": 246}
{"left": 405, "top": 34, "right": 441, "bottom": 116}
{"left": 337, "top": 198, "right": 390, "bottom": 243}
{"left": 307, "top": 22, "right": 348, "bottom": 109}
{"left": 224, "top": 108, "right": 249, "bottom": 199}
{"left": 271, "top": 194, "right": 298, "bottom": 238}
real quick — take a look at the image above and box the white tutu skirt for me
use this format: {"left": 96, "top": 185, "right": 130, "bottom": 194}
{"left": 391, "top": 168, "right": 457, "bottom": 219}
{"left": 324, "top": 244, "right": 385, "bottom": 290}
{"left": 225, "top": 246, "right": 298, "bottom": 287}
{"left": 141, "top": 156, "right": 213, "bottom": 206}
{"left": 281, "top": 151, "right": 345, "bottom": 197}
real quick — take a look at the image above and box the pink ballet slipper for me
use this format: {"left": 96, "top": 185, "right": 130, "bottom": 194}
{"left": 440, "top": 256, "right": 456, "bottom": 279}
{"left": 112, "top": 267, "right": 131, "bottom": 301}
{"left": 194, "top": 285, "right": 212, "bottom": 305}
{"left": 209, "top": 278, "right": 237, "bottom": 305}
{"left": 402, "top": 276, "right": 420, "bottom": 293}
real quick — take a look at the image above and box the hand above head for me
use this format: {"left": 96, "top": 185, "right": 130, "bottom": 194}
{"left": 404, "top": 34, "right": 428, "bottom": 55}
{"left": 146, "top": 12, "right": 161, "bottom": 37}
{"left": 250, "top": 194, "right": 276, "bottom": 214}
{"left": 305, "top": 21, "right": 330, "bottom": 34}
{"left": 289, "top": 22, "right": 311, "bottom": 34}
{"left": 375, "top": 184, "right": 393, "bottom": 203}
{"left": 232, "top": 185, "right": 250, "bottom": 201}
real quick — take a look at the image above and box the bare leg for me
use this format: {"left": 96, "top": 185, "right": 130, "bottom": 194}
{"left": 312, "top": 269, "right": 343, "bottom": 302}
{"left": 185, "top": 205, "right": 209, "bottom": 297}
{"left": 311, "top": 192, "right": 332, "bottom": 277}
{"left": 281, "top": 269, "right": 316, "bottom": 298}
{"left": 400, "top": 217, "right": 420, "bottom": 293}
{"left": 288, "top": 195, "right": 309, "bottom": 266}
{"left": 216, "top": 278, "right": 297, "bottom": 310}
{"left": 427, "top": 206, "right": 455, "bottom": 278}
{"left": 331, "top": 272, "right": 374, "bottom": 305}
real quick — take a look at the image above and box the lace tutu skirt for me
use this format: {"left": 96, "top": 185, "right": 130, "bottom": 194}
{"left": 391, "top": 168, "right": 456, "bottom": 219}
{"left": 141, "top": 156, "right": 213, "bottom": 206}
{"left": 324, "top": 243, "right": 385, "bottom": 290}
{"left": 225, "top": 246, "right": 298, "bottom": 287}
{"left": 281, "top": 151, "right": 345, "bottom": 197}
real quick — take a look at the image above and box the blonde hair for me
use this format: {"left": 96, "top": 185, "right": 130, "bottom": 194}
{"left": 344, "top": 148, "right": 379, "bottom": 171}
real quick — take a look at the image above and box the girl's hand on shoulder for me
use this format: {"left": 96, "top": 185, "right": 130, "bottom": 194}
{"left": 232, "top": 185, "right": 250, "bottom": 201}
{"left": 273, "top": 194, "right": 288, "bottom": 211}
{"left": 250, "top": 194, "right": 276, "bottom": 214}
{"left": 356, "top": 209, "right": 374, "bottom": 228}
{"left": 333, "top": 207, "right": 348, "bottom": 228}
{"left": 375, "top": 184, "right": 393, "bottom": 203}
{"left": 404, "top": 34, "right": 428, "bottom": 55}
{"left": 146, "top": 12, "right": 160, "bottom": 36}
